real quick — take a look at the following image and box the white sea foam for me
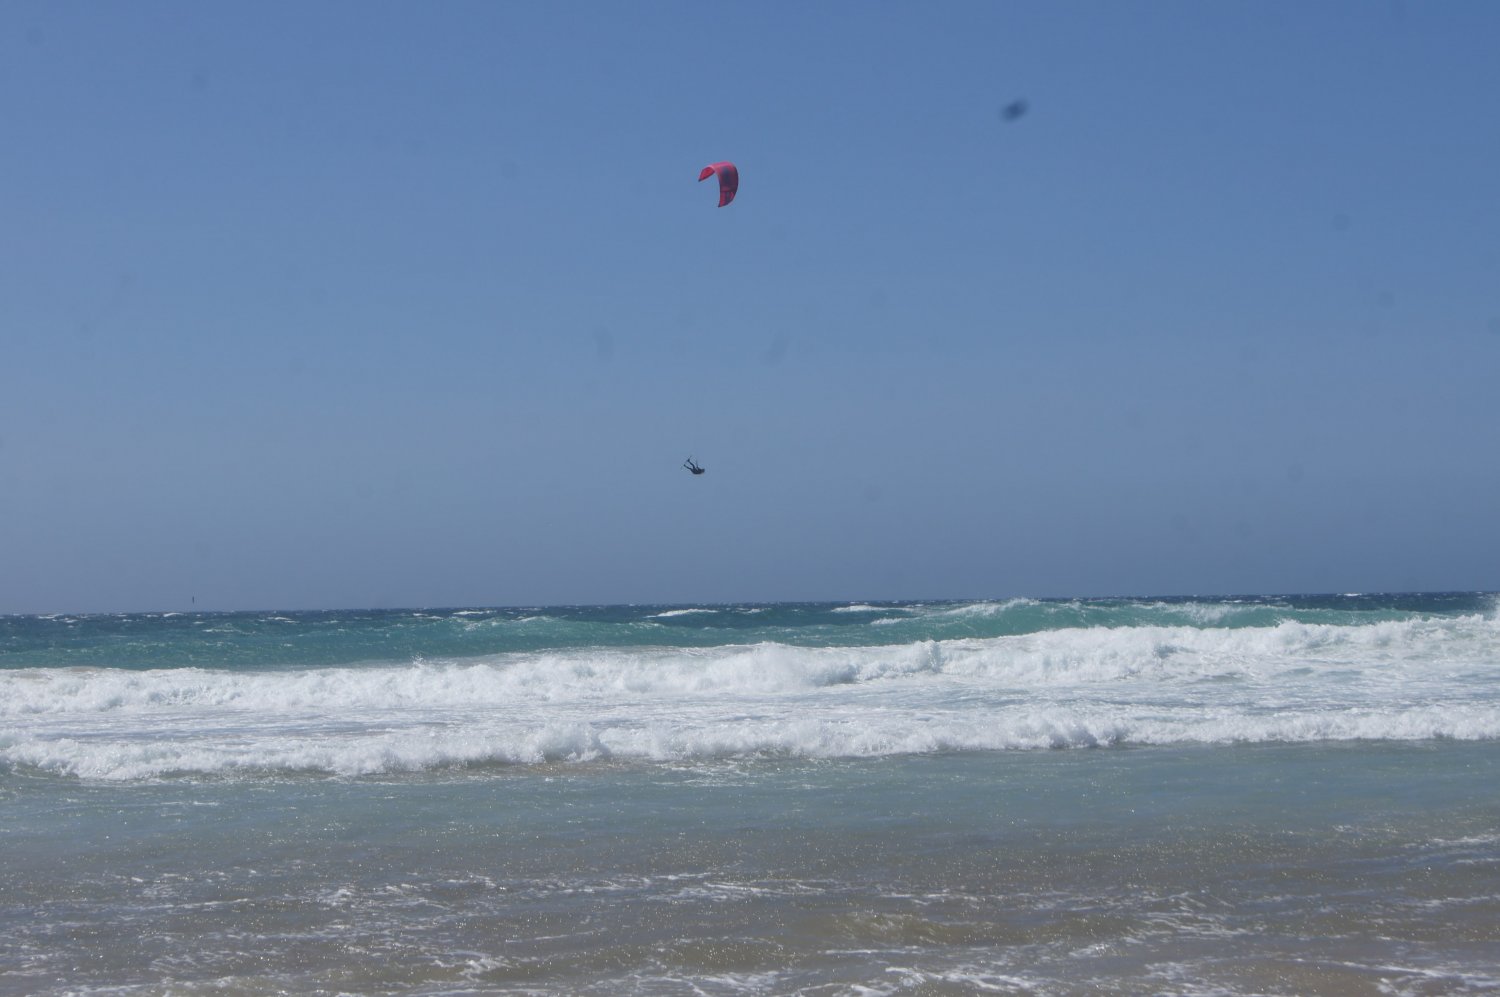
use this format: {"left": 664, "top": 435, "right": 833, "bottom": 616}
{"left": 4, "top": 612, "right": 1498, "bottom": 779}
{"left": 1145, "top": 599, "right": 1247, "bottom": 625}
{"left": 927, "top": 598, "right": 1039, "bottom": 618}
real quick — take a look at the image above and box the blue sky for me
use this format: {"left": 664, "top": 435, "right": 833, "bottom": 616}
{"left": 4, "top": 1, "right": 1499, "bottom": 613}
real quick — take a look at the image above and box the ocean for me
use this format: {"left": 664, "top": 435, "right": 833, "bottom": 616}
{"left": 3, "top": 594, "right": 1499, "bottom": 995}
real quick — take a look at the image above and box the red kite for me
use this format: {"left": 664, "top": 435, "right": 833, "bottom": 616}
{"left": 698, "top": 161, "right": 739, "bottom": 207}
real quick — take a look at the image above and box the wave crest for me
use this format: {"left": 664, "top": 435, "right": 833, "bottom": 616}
{"left": 5, "top": 611, "right": 1499, "bottom": 780}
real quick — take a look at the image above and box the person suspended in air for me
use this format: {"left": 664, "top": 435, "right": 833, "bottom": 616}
{"left": 683, "top": 457, "right": 705, "bottom": 475}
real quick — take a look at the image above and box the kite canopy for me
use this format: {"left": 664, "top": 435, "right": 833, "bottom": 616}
{"left": 698, "top": 161, "right": 738, "bottom": 207}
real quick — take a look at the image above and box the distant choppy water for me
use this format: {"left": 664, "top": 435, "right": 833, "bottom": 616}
{"left": 3, "top": 594, "right": 1499, "bottom": 994}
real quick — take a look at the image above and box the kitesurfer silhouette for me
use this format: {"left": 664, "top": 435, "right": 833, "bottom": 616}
{"left": 683, "top": 457, "right": 705, "bottom": 475}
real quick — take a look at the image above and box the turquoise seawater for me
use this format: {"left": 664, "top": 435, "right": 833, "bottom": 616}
{"left": 3, "top": 593, "right": 1499, "bottom": 994}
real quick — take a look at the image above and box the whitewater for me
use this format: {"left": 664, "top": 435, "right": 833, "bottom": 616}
{"left": 4, "top": 594, "right": 1499, "bottom": 780}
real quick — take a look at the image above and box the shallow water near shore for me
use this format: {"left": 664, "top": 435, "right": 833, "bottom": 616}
{"left": 5, "top": 742, "right": 1499, "bottom": 995}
